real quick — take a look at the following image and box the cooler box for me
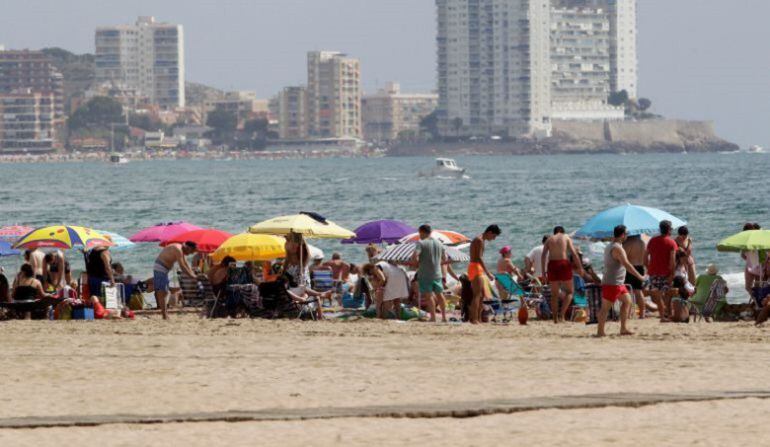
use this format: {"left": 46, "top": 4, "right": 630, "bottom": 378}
{"left": 72, "top": 307, "right": 95, "bottom": 320}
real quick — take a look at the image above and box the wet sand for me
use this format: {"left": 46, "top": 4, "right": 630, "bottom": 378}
{"left": 1, "top": 316, "right": 768, "bottom": 445}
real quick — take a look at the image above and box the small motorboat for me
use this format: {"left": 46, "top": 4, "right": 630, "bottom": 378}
{"left": 748, "top": 145, "right": 765, "bottom": 154}
{"left": 109, "top": 153, "right": 129, "bottom": 164}
{"left": 419, "top": 158, "right": 468, "bottom": 178}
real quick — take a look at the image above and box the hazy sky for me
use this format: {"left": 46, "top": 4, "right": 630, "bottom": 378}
{"left": 1, "top": 0, "right": 767, "bottom": 147}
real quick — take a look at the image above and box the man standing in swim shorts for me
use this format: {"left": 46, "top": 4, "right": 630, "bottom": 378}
{"left": 599, "top": 225, "right": 645, "bottom": 337}
{"left": 469, "top": 225, "right": 501, "bottom": 324}
{"left": 623, "top": 234, "right": 648, "bottom": 319}
{"left": 154, "top": 241, "right": 198, "bottom": 320}
{"left": 542, "top": 226, "right": 584, "bottom": 323}
{"left": 645, "top": 220, "right": 678, "bottom": 322}
{"left": 411, "top": 225, "right": 447, "bottom": 323}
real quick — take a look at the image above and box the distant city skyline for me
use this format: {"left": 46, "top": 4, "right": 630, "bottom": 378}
{"left": 2, "top": 0, "right": 769, "bottom": 146}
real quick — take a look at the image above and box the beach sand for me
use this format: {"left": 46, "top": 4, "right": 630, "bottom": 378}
{"left": 1, "top": 316, "right": 769, "bottom": 445}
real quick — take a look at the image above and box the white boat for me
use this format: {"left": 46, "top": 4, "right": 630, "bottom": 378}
{"left": 109, "top": 153, "right": 129, "bottom": 164}
{"left": 748, "top": 145, "right": 765, "bottom": 153}
{"left": 420, "top": 158, "right": 467, "bottom": 178}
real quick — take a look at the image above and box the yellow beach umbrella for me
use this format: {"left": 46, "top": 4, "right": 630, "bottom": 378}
{"left": 211, "top": 233, "right": 287, "bottom": 263}
{"left": 248, "top": 213, "right": 356, "bottom": 239}
{"left": 13, "top": 225, "right": 114, "bottom": 250}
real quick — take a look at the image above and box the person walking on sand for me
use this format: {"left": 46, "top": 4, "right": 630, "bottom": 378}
{"left": 645, "top": 220, "right": 679, "bottom": 322}
{"left": 623, "top": 234, "right": 648, "bottom": 319}
{"left": 410, "top": 225, "right": 447, "bottom": 323}
{"left": 154, "top": 241, "right": 198, "bottom": 320}
{"left": 598, "top": 225, "right": 645, "bottom": 337}
{"left": 542, "top": 226, "right": 584, "bottom": 323}
{"left": 468, "top": 225, "right": 501, "bottom": 324}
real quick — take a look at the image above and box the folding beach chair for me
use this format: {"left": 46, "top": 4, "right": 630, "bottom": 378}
{"left": 178, "top": 273, "right": 217, "bottom": 310}
{"left": 258, "top": 279, "right": 320, "bottom": 320}
{"left": 310, "top": 269, "right": 336, "bottom": 306}
{"left": 699, "top": 278, "right": 727, "bottom": 322}
{"left": 492, "top": 274, "right": 527, "bottom": 323}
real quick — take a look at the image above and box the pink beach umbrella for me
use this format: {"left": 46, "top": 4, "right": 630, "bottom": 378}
{"left": 0, "top": 225, "right": 34, "bottom": 243}
{"left": 129, "top": 221, "right": 202, "bottom": 243}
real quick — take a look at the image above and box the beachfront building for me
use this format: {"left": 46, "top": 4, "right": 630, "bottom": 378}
{"left": 0, "top": 49, "right": 64, "bottom": 122}
{"left": 435, "top": 0, "right": 636, "bottom": 138}
{"left": 0, "top": 89, "right": 58, "bottom": 154}
{"left": 278, "top": 86, "right": 309, "bottom": 140}
{"left": 362, "top": 82, "right": 438, "bottom": 142}
{"left": 95, "top": 16, "right": 185, "bottom": 109}
{"left": 306, "top": 51, "right": 362, "bottom": 139}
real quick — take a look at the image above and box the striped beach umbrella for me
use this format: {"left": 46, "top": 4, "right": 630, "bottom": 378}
{"left": 374, "top": 242, "right": 470, "bottom": 264}
{"left": 399, "top": 230, "right": 470, "bottom": 246}
{"left": 0, "top": 225, "right": 33, "bottom": 243}
{"left": 13, "top": 225, "right": 114, "bottom": 250}
{"left": 99, "top": 231, "right": 135, "bottom": 250}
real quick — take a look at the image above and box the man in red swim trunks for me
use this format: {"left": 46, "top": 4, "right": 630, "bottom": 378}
{"left": 599, "top": 225, "right": 645, "bottom": 337}
{"left": 542, "top": 226, "right": 584, "bottom": 323}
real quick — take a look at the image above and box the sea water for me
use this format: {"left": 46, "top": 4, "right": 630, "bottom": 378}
{"left": 1, "top": 153, "right": 767, "bottom": 301}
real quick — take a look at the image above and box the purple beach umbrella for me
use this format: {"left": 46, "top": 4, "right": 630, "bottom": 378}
{"left": 342, "top": 220, "right": 417, "bottom": 245}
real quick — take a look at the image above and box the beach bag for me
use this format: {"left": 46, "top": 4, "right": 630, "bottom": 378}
{"left": 128, "top": 291, "right": 146, "bottom": 311}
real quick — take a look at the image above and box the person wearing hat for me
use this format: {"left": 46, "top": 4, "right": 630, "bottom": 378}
{"left": 691, "top": 264, "right": 729, "bottom": 319}
{"left": 496, "top": 245, "right": 523, "bottom": 300}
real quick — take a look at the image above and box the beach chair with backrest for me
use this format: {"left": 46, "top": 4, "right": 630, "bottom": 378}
{"left": 178, "top": 273, "right": 217, "bottom": 311}
{"left": 699, "top": 278, "right": 727, "bottom": 322}
{"left": 310, "top": 268, "right": 336, "bottom": 306}
{"left": 493, "top": 274, "right": 527, "bottom": 322}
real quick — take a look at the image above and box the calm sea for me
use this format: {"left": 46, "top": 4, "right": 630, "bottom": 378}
{"left": 1, "top": 153, "right": 768, "bottom": 299}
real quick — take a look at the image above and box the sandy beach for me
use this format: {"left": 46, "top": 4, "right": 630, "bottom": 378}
{"left": 1, "top": 316, "right": 769, "bottom": 445}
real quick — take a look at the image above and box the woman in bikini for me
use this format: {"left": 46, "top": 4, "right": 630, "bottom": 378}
{"left": 675, "top": 226, "right": 696, "bottom": 285}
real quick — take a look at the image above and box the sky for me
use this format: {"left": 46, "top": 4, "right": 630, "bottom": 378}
{"left": 1, "top": 0, "right": 768, "bottom": 147}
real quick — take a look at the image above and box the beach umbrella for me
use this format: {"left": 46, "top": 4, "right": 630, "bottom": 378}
{"left": 574, "top": 204, "right": 688, "bottom": 239}
{"left": 211, "top": 233, "right": 286, "bottom": 262}
{"left": 13, "top": 225, "right": 114, "bottom": 250}
{"left": 342, "top": 220, "right": 417, "bottom": 245}
{"left": 249, "top": 213, "right": 356, "bottom": 239}
{"left": 0, "top": 225, "right": 33, "bottom": 243}
{"left": 717, "top": 230, "right": 770, "bottom": 252}
{"left": 129, "top": 221, "right": 202, "bottom": 243}
{"left": 99, "top": 231, "right": 135, "bottom": 251}
{"left": 0, "top": 241, "right": 20, "bottom": 257}
{"left": 161, "top": 228, "right": 234, "bottom": 254}
{"left": 399, "top": 230, "right": 470, "bottom": 246}
{"left": 374, "top": 242, "right": 470, "bottom": 264}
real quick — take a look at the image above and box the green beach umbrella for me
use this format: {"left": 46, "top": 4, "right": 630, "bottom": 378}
{"left": 716, "top": 230, "right": 770, "bottom": 252}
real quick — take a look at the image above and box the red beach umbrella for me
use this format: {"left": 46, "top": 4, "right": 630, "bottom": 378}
{"left": 160, "top": 229, "right": 234, "bottom": 254}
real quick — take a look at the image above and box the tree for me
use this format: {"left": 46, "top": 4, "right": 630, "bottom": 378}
{"left": 129, "top": 114, "right": 164, "bottom": 132}
{"left": 608, "top": 90, "right": 629, "bottom": 107}
{"left": 68, "top": 96, "right": 124, "bottom": 130}
{"left": 638, "top": 98, "right": 652, "bottom": 112}
{"left": 243, "top": 118, "right": 269, "bottom": 135}
{"left": 419, "top": 111, "right": 439, "bottom": 140}
{"left": 206, "top": 110, "right": 237, "bottom": 133}
{"left": 452, "top": 117, "right": 464, "bottom": 137}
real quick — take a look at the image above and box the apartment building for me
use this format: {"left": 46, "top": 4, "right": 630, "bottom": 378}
{"left": 362, "top": 82, "right": 438, "bottom": 141}
{"left": 95, "top": 16, "right": 185, "bottom": 108}
{"left": 436, "top": 0, "right": 636, "bottom": 137}
{"left": 278, "top": 86, "right": 308, "bottom": 140}
{"left": 0, "top": 49, "right": 64, "bottom": 121}
{"left": 306, "top": 51, "right": 362, "bottom": 139}
{"left": 0, "top": 89, "right": 58, "bottom": 153}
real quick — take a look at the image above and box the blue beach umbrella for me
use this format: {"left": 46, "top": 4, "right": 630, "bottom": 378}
{"left": 100, "top": 231, "right": 135, "bottom": 251}
{"left": 0, "top": 241, "right": 20, "bottom": 257}
{"left": 575, "top": 204, "right": 687, "bottom": 239}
